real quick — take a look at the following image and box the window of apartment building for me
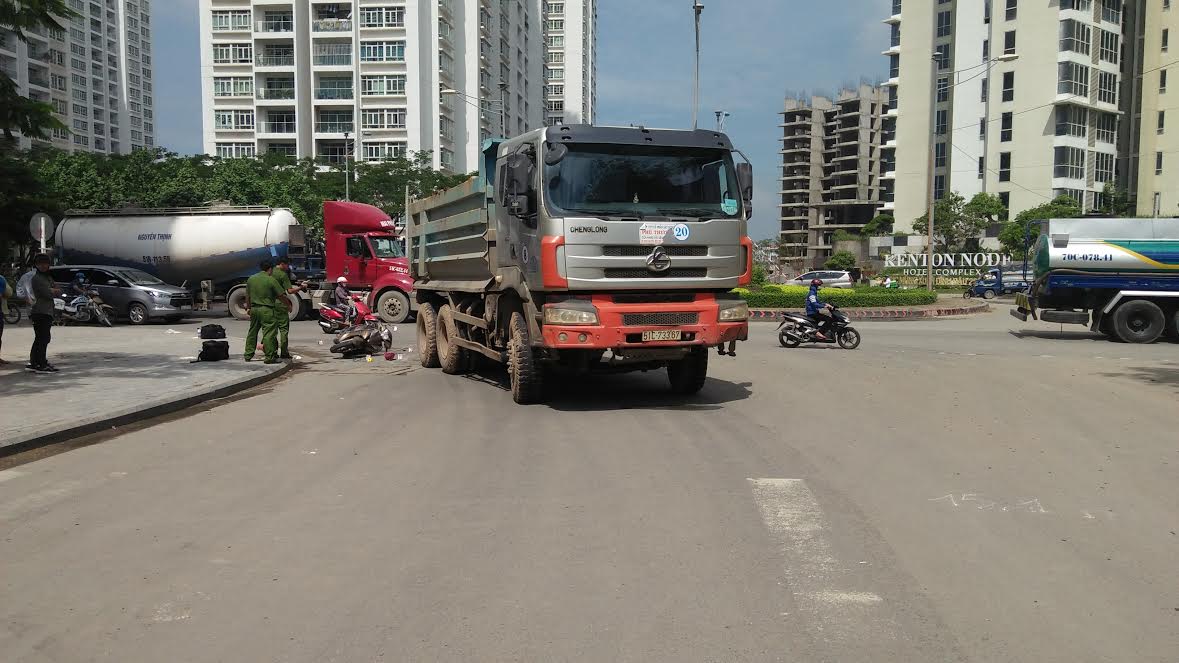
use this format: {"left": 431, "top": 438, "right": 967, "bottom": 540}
{"left": 889, "top": 54, "right": 900, "bottom": 79}
{"left": 361, "top": 108, "right": 407, "bottom": 130}
{"left": 546, "top": 51, "right": 564, "bottom": 64}
{"left": 1097, "top": 71, "right": 1118, "bottom": 104}
{"left": 999, "top": 152, "right": 1012, "bottom": 181}
{"left": 1058, "top": 62, "right": 1089, "bottom": 96}
{"left": 52, "top": 98, "right": 67, "bottom": 114}
{"left": 547, "top": 99, "right": 564, "bottom": 113}
{"left": 935, "top": 48, "right": 950, "bottom": 71}
{"left": 361, "top": 74, "right": 406, "bottom": 96}
{"left": 267, "top": 144, "right": 297, "bottom": 157}
{"left": 439, "top": 116, "right": 454, "bottom": 141}
{"left": 1100, "top": 0, "right": 1121, "bottom": 24}
{"left": 1166, "top": 0, "right": 1172, "bottom": 10}
{"left": 978, "top": 157, "right": 985, "bottom": 179}
{"left": 1000, "top": 112, "right": 1013, "bottom": 141}
{"left": 360, "top": 41, "right": 405, "bottom": 62}
{"left": 1002, "top": 71, "right": 1015, "bottom": 101}
{"left": 934, "top": 175, "right": 946, "bottom": 200}
{"left": 360, "top": 7, "right": 405, "bottom": 28}
{"left": 545, "top": 67, "right": 564, "bottom": 80}
{"left": 1005, "top": 0, "right": 1017, "bottom": 20}
{"left": 1156, "top": 151, "right": 1164, "bottom": 175}
{"left": 982, "top": 39, "right": 991, "bottom": 61}
{"left": 211, "top": 10, "right": 251, "bottom": 31}
{"left": 1164, "top": 28, "right": 1170, "bottom": 52}
{"left": 890, "top": 23, "right": 901, "bottom": 47}
{"left": 438, "top": 18, "right": 452, "bottom": 40}
{"left": 934, "top": 142, "right": 947, "bottom": 168}
{"left": 363, "top": 142, "right": 406, "bottom": 161}
{"left": 979, "top": 117, "right": 987, "bottom": 139}
{"left": 892, "top": 0, "right": 902, "bottom": 14}
{"left": 546, "top": 19, "right": 563, "bottom": 31}
{"left": 212, "top": 43, "right": 252, "bottom": 64}
{"left": 72, "top": 103, "right": 87, "bottom": 117}
{"left": 547, "top": 35, "right": 564, "bottom": 48}
{"left": 1004, "top": 30, "right": 1016, "bottom": 55}
{"left": 1060, "top": 19, "right": 1091, "bottom": 54}
{"left": 937, "top": 77, "right": 949, "bottom": 102}
{"left": 1054, "top": 146, "right": 1085, "bottom": 179}
{"left": 1099, "top": 29, "right": 1119, "bottom": 63}
{"left": 73, "top": 134, "right": 89, "bottom": 147}
{"left": 936, "top": 11, "right": 952, "bottom": 37}
{"left": 72, "top": 119, "right": 88, "bottom": 132}
{"left": 981, "top": 77, "right": 989, "bottom": 102}
{"left": 935, "top": 109, "right": 947, "bottom": 134}
{"left": 1055, "top": 105, "right": 1088, "bottom": 137}
{"left": 998, "top": 191, "right": 1011, "bottom": 211}
{"left": 545, "top": 84, "right": 564, "bottom": 97}
{"left": 1095, "top": 112, "right": 1117, "bottom": 142}
{"left": 549, "top": 115, "right": 564, "bottom": 126}
{"left": 547, "top": 2, "right": 565, "bottom": 13}
{"left": 1159, "top": 110, "right": 1166, "bottom": 134}
{"left": 1162, "top": 69, "right": 1169, "bottom": 93}
{"left": 1093, "top": 151, "right": 1115, "bottom": 182}
{"left": 216, "top": 142, "right": 255, "bottom": 159}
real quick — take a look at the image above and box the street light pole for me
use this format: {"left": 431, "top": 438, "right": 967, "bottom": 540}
{"left": 343, "top": 130, "right": 351, "bottom": 202}
{"left": 692, "top": 1, "right": 703, "bottom": 130}
{"left": 926, "top": 52, "right": 938, "bottom": 291}
{"left": 714, "top": 110, "right": 730, "bottom": 132}
{"left": 498, "top": 80, "right": 508, "bottom": 138}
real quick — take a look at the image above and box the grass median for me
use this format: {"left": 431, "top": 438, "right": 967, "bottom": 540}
{"left": 734, "top": 285, "right": 939, "bottom": 308}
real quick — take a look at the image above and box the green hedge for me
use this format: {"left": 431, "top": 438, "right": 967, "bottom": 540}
{"left": 737, "top": 286, "right": 938, "bottom": 308}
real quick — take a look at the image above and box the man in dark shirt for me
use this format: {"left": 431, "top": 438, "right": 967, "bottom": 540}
{"left": 27, "top": 253, "right": 62, "bottom": 373}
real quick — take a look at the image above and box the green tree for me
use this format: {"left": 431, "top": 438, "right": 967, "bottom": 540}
{"left": 1, "top": 0, "right": 75, "bottom": 139}
{"left": 997, "top": 195, "right": 1082, "bottom": 258}
{"left": 751, "top": 263, "right": 768, "bottom": 287}
{"left": 824, "top": 251, "right": 857, "bottom": 271}
{"left": 911, "top": 192, "right": 1005, "bottom": 252}
{"left": 861, "top": 214, "right": 894, "bottom": 236}
{"left": 351, "top": 151, "right": 470, "bottom": 219}
{"left": 1099, "top": 182, "right": 1132, "bottom": 216}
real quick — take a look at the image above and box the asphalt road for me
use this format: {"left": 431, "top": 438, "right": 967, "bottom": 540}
{"left": 1, "top": 309, "right": 1176, "bottom": 662}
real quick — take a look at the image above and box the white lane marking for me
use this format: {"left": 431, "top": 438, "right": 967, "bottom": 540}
{"left": 0, "top": 470, "right": 26, "bottom": 484}
{"left": 748, "top": 479, "right": 893, "bottom": 642}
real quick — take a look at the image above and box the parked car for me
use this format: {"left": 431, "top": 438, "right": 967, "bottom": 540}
{"left": 786, "top": 270, "right": 854, "bottom": 289}
{"left": 49, "top": 265, "right": 193, "bottom": 324}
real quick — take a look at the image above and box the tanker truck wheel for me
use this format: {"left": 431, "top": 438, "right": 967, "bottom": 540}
{"left": 376, "top": 290, "right": 410, "bottom": 324}
{"left": 227, "top": 286, "right": 250, "bottom": 321}
{"left": 1112, "top": 300, "right": 1165, "bottom": 344}
{"left": 416, "top": 302, "right": 440, "bottom": 368}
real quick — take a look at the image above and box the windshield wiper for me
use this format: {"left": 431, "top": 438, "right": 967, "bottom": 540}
{"left": 656, "top": 208, "right": 723, "bottom": 219}
{"left": 562, "top": 208, "right": 645, "bottom": 220}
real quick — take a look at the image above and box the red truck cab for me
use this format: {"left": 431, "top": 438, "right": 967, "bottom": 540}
{"left": 323, "top": 201, "right": 414, "bottom": 323}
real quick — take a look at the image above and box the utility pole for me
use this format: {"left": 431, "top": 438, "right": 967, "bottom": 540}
{"left": 692, "top": 1, "right": 703, "bottom": 130}
{"left": 926, "top": 52, "right": 938, "bottom": 291}
{"left": 498, "top": 80, "right": 508, "bottom": 138}
{"left": 343, "top": 131, "right": 352, "bottom": 202}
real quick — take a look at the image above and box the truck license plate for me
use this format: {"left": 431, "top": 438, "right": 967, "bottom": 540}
{"left": 641, "top": 330, "right": 681, "bottom": 342}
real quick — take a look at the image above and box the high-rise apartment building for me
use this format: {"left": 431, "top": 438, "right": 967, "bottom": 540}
{"left": 199, "top": 0, "right": 591, "bottom": 174}
{"left": 884, "top": 0, "right": 1131, "bottom": 229}
{"left": 1131, "top": 0, "right": 1177, "bottom": 216}
{"left": 779, "top": 85, "right": 886, "bottom": 270}
{"left": 1, "top": 0, "right": 155, "bottom": 154}
{"left": 541, "top": 0, "right": 595, "bottom": 125}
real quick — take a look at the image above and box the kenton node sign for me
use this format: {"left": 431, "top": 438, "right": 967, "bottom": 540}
{"left": 885, "top": 252, "right": 1014, "bottom": 287}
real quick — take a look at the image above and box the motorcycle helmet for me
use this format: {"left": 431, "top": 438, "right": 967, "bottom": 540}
{"left": 810, "top": 279, "right": 823, "bottom": 287}
{"left": 75, "top": 272, "right": 87, "bottom": 282}
{"left": 337, "top": 276, "right": 348, "bottom": 283}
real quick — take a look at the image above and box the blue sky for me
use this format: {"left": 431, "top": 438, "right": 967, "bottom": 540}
{"left": 154, "top": 0, "right": 888, "bottom": 240}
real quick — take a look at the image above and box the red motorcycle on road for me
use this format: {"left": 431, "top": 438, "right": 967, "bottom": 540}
{"left": 317, "top": 294, "right": 378, "bottom": 334}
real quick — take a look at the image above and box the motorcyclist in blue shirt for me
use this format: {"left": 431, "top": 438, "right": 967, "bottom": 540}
{"left": 806, "top": 278, "right": 834, "bottom": 340}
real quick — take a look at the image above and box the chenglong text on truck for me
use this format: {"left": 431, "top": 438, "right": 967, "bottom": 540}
{"left": 1012, "top": 217, "right": 1179, "bottom": 343}
{"left": 408, "top": 124, "right": 755, "bottom": 404}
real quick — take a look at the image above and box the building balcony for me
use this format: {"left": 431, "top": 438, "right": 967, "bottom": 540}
{"left": 257, "top": 55, "right": 295, "bottom": 67}
{"left": 313, "top": 19, "right": 353, "bottom": 33}
{"left": 257, "top": 88, "right": 295, "bottom": 101}
{"left": 315, "top": 88, "right": 354, "bottom": 101}
{"left": 256, "top": 19, "right": 294, "bottom": 34}
{"left": 315, "top": 121, "right": 355, "bottom": 134}
{"left": 883, "top": 13, "right": 901, "bottom": 25}
{"left": 883, "top": 77, "right": 899, "bottom": 88}
{"left": 438, "top": 0, "right": 454, "bottom": 18}
{"left": 882, "top": 45, "right": 900, "bottom": 56}
{"left": 881, "top": 171, "right": 896, "bottom": 181}
{"left": 313, "top": 54, "right": 352, "bottom": 67}
{"left": 260, "top": 122, "right": 297, "bottom": 135}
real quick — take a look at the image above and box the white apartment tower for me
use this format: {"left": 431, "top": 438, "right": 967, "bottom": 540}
{"left": 541, "top": 0, "right": 595, "bottom": 125}
{"left": 198, "top": 0, "right": 558, "bottom": 173}
{"left": 884, "top": 0, "right": 1130, "bottom": 229}
{"left": 1, "top": 0, "right": 155, "bottom": 153}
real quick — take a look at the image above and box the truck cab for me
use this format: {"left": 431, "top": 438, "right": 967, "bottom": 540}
{"left": 321, "top": 201, "right": 415, "bottom": 323}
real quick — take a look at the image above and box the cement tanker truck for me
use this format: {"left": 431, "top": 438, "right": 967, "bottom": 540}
{"left": 1012, "top": 217, "right": 1179, "bottom": 343}
{"left": 54, "top": 202, "right": 415, "bottom": 323}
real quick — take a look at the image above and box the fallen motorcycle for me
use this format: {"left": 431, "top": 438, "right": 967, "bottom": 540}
{"left": 54, "top": 290, "right": 114, "bottom": 327}
{"left": 776, "top": 307, "right": 861, "bottom": 350}
{"left": 330, "top": 321, "right": 393, "bottom": 358}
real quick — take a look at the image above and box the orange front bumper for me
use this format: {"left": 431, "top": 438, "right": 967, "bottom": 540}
{"left": 540, "top": 294, "right": 749, "bottom": 350}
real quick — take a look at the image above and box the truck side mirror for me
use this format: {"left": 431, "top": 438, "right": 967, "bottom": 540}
{"left": 504, "top": 152, "right": 535, "bottom": 219}
{"left": 736, "top": 163, "right": 754, "bottom": 213}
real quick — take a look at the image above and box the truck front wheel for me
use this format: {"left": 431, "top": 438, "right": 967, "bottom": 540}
{"left": 507, "top": 311, "right": 545, "bottom": 404}
{"left": 1112, "top": 300, "right": 1166, "bottom": 344}
{"left": 376, "top": 290, "right": 410, "bottom": 324}
{"left": 436, "top": 304, "right": 468, "bottom": 375}
{"left": 667, "top": 347, "right": 709, "bottom": 395}
{"left": 417, "top": 302, "right": 440, "bottom": 368}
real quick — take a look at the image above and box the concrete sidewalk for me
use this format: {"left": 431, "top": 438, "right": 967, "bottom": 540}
{"left": 0, "top": 321, "right": 288, "bottom": 451}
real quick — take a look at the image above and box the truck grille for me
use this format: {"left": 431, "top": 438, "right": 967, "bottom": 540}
{"left": 612, "top": 293, "right": 697, "bottom": 304}
{"left": 622, "top": 312, "right": 699, "bottom": 326}
{"left": 604, "top": 268, "right": 708, "bottom": 279}
{"left": 602, "top": 245, "right": 708, "bottom": 257}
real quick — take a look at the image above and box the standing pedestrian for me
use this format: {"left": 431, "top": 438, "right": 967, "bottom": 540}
{"left": 0, "top": 268, "right": 11, "bottom": 365}
{"left": 27, "top": 253, "right": 62, "bottom": 373}
{"left": 271, "top": 257, "right": 307, "bottom": 360}
{"left": 243, "top": 260, "right": 284, "bottom": 364}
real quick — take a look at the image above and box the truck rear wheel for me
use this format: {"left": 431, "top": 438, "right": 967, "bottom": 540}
{"left": 417, "top": 302, "right": 440, "bottom": 368}
{"left": 667, "top": 347, "right": 709, "bottom": 395}
{"left": 436, "top": 305, "right": 468, "bottom": 375}
{"left": 376, "top": 290, "right": 410, "bottom": 324}
{"left": 1112, "top": 300, "right": 1166, "bottom": 344}
{"left": 508, "top": 311, "right": 545, "bottom": 404}
{"left": 227, "top": 286, "right": 249, "bottom": 320}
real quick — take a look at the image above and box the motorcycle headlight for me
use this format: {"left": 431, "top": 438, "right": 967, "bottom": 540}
{"left": 544, "top": 303, "right": 599, "bottom": 326}
{"left": 718, "top": 300, "right": 750, "bottom": 322}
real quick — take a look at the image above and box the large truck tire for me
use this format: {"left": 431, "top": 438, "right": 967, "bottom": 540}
{"left": 417, "top": 302, "right": 440, "bottom": 368}
{"left": 227, "top": 286, "right": 249, "bottom": 320}
{"left": 376, "top": 289, "right": 411, "bottom": 324}
{"left": 508, "top": 311, "right": 545, "bottom": 404}
{"left": 667, "top": 347, "right": 709, "bottom": 395}
{"left": 1111, "top": 300, "right": 1166, "bottom": 344}
{"left": 436, "top": 304, "right": 467, "bottom": 375}
{"left": 282, "top": 294, "right": 301, "bottom": 321}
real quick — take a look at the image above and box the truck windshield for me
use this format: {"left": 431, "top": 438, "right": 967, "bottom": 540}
{"left": 114, "top": 269, "right": 165, "bottom": 285}
{"left": 370, "top": 236, "right": 404, "bottom": 258}
{"left": 544, "top": 144, "right": 743, "bottom": 220}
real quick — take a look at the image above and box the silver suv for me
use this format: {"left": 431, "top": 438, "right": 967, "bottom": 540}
{"left": 49, "top": 265, "right": 193, "bottom": 324}
{"left": 787, "top": 270, "right": 854, "bottom": 289}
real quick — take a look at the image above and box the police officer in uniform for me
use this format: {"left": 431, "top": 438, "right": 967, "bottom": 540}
{"left": 243, "top": 260, "right": 284, "bottom": 364}
{"left": 271, "top": 256, "right": 307, "bottom": 360}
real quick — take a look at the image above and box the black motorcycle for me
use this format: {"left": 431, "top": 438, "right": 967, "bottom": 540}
{"left": 330, "top": 321, "right": 393, "bottom": 358}
{"left": 777, "top": 307, "right": 862, "bottom": 350}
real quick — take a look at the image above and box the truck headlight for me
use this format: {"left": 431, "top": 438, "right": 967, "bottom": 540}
{"left": 718, "top": 301, "right": 750, "bottom": 322}
{"left": 544, "top": 304, "right": 599, "bottom": 326}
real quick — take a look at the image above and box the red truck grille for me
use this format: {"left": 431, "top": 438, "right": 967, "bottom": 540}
{"left": 621, "top": 312, "right": 700, "bottom": 326}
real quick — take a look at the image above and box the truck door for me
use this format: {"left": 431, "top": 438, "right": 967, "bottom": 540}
{"left": 341, "top": 235, "right": 372, "bottom": 285}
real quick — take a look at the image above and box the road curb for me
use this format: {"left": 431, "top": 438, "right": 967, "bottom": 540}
{"left": 0, "top": 361, "right": 292, "bottom": 454}
{"left": 749, "top": 303, "right": 990, "bottom": 321}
